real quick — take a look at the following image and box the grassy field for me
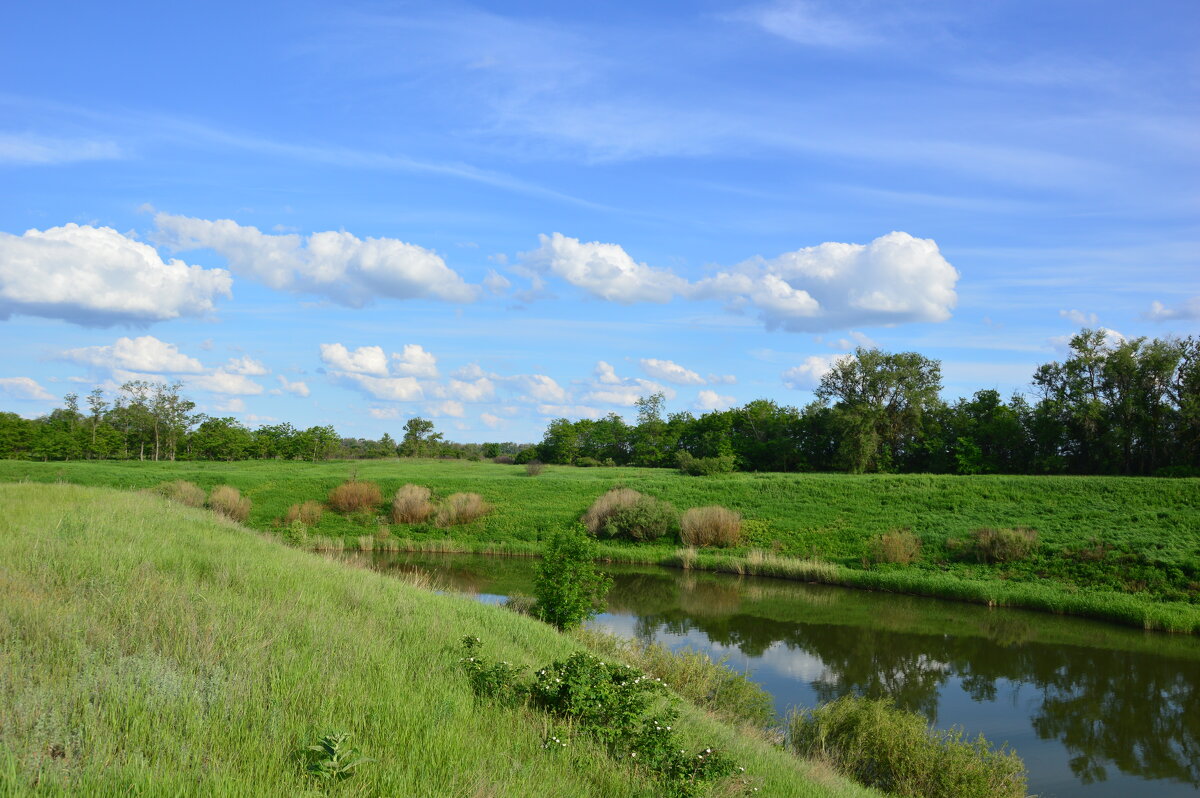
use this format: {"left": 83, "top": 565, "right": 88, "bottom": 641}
{"left": 2, "top": 459, "right": 1198, "bottom": 631}
{"left": 0, "top": 482, "right": 883, "bottom": 797}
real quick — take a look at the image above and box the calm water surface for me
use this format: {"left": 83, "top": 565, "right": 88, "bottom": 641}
{"left": 346, "top": 552, "right": 1200, "bottom": 798}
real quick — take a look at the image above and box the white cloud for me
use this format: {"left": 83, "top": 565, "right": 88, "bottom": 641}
{"left": 693, "top": 232, "right": 958, "bottom": 332}
{"left": 707, "top": 373, "right": 738, "bottom": 385}
{"left": 391, "top": 344, "right": 439, "bottom": 378}
{"left": 1060, "top": 309, "right": 1099, "bottom": 325}
{"left": 214, "top": 398, "right": 246, "bottom": 413}
{"left": 520, "top": 232, "right": 687, "bottom": 303}
{"left": 695, "top": 389, "right": 736, "bottom": 411}
{"left": 153, "top": 212, "right": 479, "bottom": 306}
{"left": 595, "top": 361, "right": 622, "bottom": 385}
{"left": 0, "top": 133, "right": 123, "bottom": 165}
{"left": 640, "top": 358, "right": 705, "bottom": 386}
{"left": 536, "top": 404, "right": 604, "bottom": 419}
{"left": 319, "top": 343, "right": 390, "bottom": 376}
{"left": 444, "top": 377, "right": 496, "bottom": 402}
{"left": 453, "top": 363, "right": 490, "bottom": 379}
{"left": 426, "top": 400, "right": 465, "bottom": 417}
{"left": 0, "top": 224, "right": 231, "bottom": 326}
{"left": 582, "top": 361, "right": 675, "bottom": 406}
{"left": 483, "top": 269, "right": 512, "bottom": 294}
{"left": 333, "top": 372, "right": 424, "bottom": 401}
{"left": 781, "top": 354, "right": 850, "bottom": 390}
{"left": 189, "top": 371, "right": 265, "bottom": 395}
{"left": 223, "top": 355, "right": 269, "bottom": 376}
{"left": 514, "top": 374, "right": 568, "bottom": 403}
{"left": 480, "top": 412, "right": 503, "bottom": 429}
{"left": 0, "top": 377, "right": 55, "bottom": 401}
{"left": 277, "top": 375, "right": 310, "bottom": 397}
{"left": 1144, "top": 297, "right": 1200, "bottom": 322}
{"left": 368, "top": 407, "right": 401, "bottom": 419}
{"left": 62, "top": 335, "right": 205, "bottom": 374}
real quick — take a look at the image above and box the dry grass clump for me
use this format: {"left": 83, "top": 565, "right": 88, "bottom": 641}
{"left": 157, "top": 480, "right": 207, "bottom": 508}
{"left": 525, "top": 460, "right": 544, "bottom": 476}
{"left": 435, "top": 492, "right": 491, "bottom": 527}
{"left": 581, "top": 488, "right": 643, "bottom": 535}
{"left": 970, "top": 527, "right": 1039, "bottom": 563}
{"left": 284, "top": 500, "right": 324, "bottom": 526}
{"left": 680, "top": 505, "right": 742, "bottom": 548}
{"left": 870, "top": 528, "right": 922, "bottom": 565}
{"left": 328, "top": 480, "right": 382, "bottom": 513}
{"left": 392, "top": 484, "right": 434, "bottom": 524}
{"left": 209, "top": 485, "right": 251, "bottom": 522}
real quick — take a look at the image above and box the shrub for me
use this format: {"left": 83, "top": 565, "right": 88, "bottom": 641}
{"left": 492, "top": 455, "right": 515, "bottom": 465}
{"left": 574, "top": 456, "right": 602, "bottom": 467}
{"left": 533, "top": 527, "right": 612, "bottom": 630}
{"left": 525, "top": 459, "right": 544, "bottom": 476}
{"left": 676, "top": 451, "right": 737, "bottom": 476}
{"left": 583, "top": 488, "right": 678, "bottom": 542}
{"left": 870, "top": 528, "right": 922, "bottom": 565}
{"left": 284, "top": 500, "right": 324, "bottom": 526}
{"left": 970, "top": 527, "right": 1038, "bottom": 564}
{"left": 391, "top": 484, "right": 434, "bottom": 524}
{"left": 157, "top": 480, "right": 206, "bottom": 508}
{"left": 680, "top": 506, "right": 742, "bottom": 548}
{"left": 435, "top": 492, "right": 491, "bottom": 527}
{"left": 789, "top": 695, "right": 1026, "bottom": 798}
{"left": 513, "top": 448, "right": 538, "bottom": 465}
{"left": 208, "top": 485, "right": 251, "bottom": 522}
{"left": 328, "top": 480, "right": 382, "bottom": 513}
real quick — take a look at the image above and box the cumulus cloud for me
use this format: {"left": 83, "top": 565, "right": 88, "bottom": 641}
{"left": 443, "top": 377, "right": 496, "bottom": 402}
{"left": 319, "top": 343, "right": 390, "bottom": 376}
{"left": 277, "top": 375, "right": 310, "bottom": 397}
{"left": 520, "top": 233, "right": 687, "bottom": 303}
{"left": 214, "top": 397, "right": 246, "bottom": 413}
{"left": 333, "top": 372, "right": 424, "bottom": 401}
{"left": 0, "top": 376, "right": 55, "bottom": 401}
{"left": 391, "top": 344, "right": 439, "bottom": 378}
{"left": 513, "top": 374, "right": 568, "bottom": 403}
{"left": 426, "top": 400, "right": 465, "bottom": 418}
{"left": 223, "top": 355, "right": 269, "bottom": 376}
{"left": 694, "top": 390, "right": 736, "bottom": 411}
{"left": 0, "top": 223, "right": 231, "bottom": 326}
{"left": 368, "top": 407, "right": 401, "bottom": 419}
{"left": 189, "top": 371, "right": 265, "bottom": 395}
{"left": 480, "top": 412, "right": 503, "bottom": 429}
{"left": 594, "top": 361, "right": 622, "bottom": 385}
{"left": 693, "top": 232, "right": 958, "bottom": 332}
{"left": 483, "top": 269, "right": 512, "bottom": 294}
{"left": 62, "top": 335, "right": 205, "bottom": 374}
{"left": 581, "top": 361, "right": 675, "bottom": 406}
{"left": 453, "top": 363, "right": 491, "bottom": 380}
{"left": 153, "top": 212, "right": 478, "bottom": 307}
{"left": 1144, "top": 297, "right": 1200, "bottom": 322}
{"left": 1059, "top": 309, "right": 1099, "bottom": 326}
{"left": 640, "top": 358, "right": 705, "bottom": 386}
{"left": 781, "top": 354, "right": 850, "bottom": 390}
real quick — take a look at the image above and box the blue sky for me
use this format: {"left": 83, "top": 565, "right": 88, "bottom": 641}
{"left": 2, "top": 0, "right": 1197, "bottom": 442}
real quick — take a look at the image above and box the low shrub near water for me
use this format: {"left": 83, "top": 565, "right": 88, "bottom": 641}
{"left": 435, "top": 492, "right": 491, "bottom": 526}
{"left": 969, "top": 527, "right": 1039, "bottom": 563}
{"left": 789, "top": 695, "right": 1026, "bottom": 798}
{"left": 583, "top": 488, "right": 677, "bottom": 542}
{"left": 870, "top": 528, "right": 922, "bottom": 565}
{"left": 680, "top": 506, "right": 742, "bottom": 547}
{"left": 533, "top": 527, "right": 611, "bottom": 631}
{"left": 156, "top": 480, "right": 207, "bottom": 508}
{"left": 208, "top": 485, "right": 251, "bottom": 521}
{"left": 284, "top": 500, "right": 324, "bottom": 526}
{"left": 391, "top": 484, "right": 434, "bottom": 524}
{"left": 328, "top": 480, "right": 382, "bottom": 513}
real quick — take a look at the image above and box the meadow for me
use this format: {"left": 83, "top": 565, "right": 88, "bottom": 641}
{"left": 2, "top": 458, "right": 1197, "bottom": 631}
{"left": 0, "top": 482, "right": 887, "bottom": 797}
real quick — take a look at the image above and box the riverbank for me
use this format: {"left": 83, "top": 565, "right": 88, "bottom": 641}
{"left": 0, "top": 482, "right": 879, "bottom": 797}
{"left": 2, "top": 459, "right": 1197, "bottom": 633}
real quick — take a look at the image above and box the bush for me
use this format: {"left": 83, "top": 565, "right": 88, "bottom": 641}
{"left": 525, "top": 460, "right": 544, "bottom": 476}
{"left": 676, "top": 451, "right": 737, "bottom": 476}
{"left": 513, "top": 448, "right": 538, "bottom": 465}
{"left": 391, "top": 484, "right": 434, "bottom": 524}
{"left": 789, "top": 695, "right": 1026, "bottom": 798}
{"left": 679, "top": 506, "right": 742, "bottom": 548}
{"left": 284, "top": 500, "right": 324, "bottom": 526}
{"left": 435, "top": 492, "right": 491, "bottom": 527}
{"left": 208, "top": 485, "right": 251, "bottom": 522}
{"left": 970, "top": 527, "right": 1038, "bottom": 563}
{"left": 583, "top": 488, "right": 677, "bottom": 542}
{"left": 870, "top": 528, "right": 922, "bottom": 565}
{"left": 328, "top": 480, "right": 382, "bottom": 513}
{"left": 157, "top": 480, "right": 206, "bottom": 508}
{"left": 574, "top": 456, "right": 602, "bottom": 467}
{"left": 492, "top": 455, "right": 515, "bottom": 465}
{"left": 533, "top": 527, "right": 612, "bottom": 630}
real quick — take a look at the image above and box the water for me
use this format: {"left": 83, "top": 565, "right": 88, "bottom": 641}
{"left": 345, "top": 551, "right": 1200, "bottom": 798}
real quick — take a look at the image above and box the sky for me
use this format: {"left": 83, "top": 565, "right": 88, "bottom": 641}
{"left": 1, "top": 0, "right": 1197, "bottom": 442}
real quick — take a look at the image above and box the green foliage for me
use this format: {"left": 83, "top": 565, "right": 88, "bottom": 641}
{"left": 789, "top": 695, "right": 1027, "bottom": 798}
{"left": 601, "top": 495, "right": 678, "bottom": 542}
{"left": 304, "top": 732, "right": 371, "bottom": 781}
{"left": 533, "top": 527, "right": 612, "bottom": 630}
{"left": 459, "top": 636, "right": 526, "bottom": 705}
{"left": 676, "top": 452, "right": 736, "bottom": 476}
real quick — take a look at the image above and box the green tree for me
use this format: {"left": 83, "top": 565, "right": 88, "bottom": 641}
{"left": 399, "top": 417, "right": 442, "bottom": 457}
{"left": 532, "top": 527, "right": 612, "bottom": 631}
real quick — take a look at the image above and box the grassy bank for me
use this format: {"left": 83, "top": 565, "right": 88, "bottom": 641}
{"left": 2, "top": 459, "right": 1197, "bottom": 632}
{"left": 0, "top": 482, "right": 880, "bottom": 797}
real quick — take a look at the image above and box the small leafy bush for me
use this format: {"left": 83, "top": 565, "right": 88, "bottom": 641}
{"left": 970, "top": 527, "right": 1038, "bottom": 563}
{"left": 435, "top": 492, "right": 491, "bottom": 526}
{"left": 870, "top": 528, "right": 922, "bottom": 565}
{"left": 676, "top": 451, "right": 737, "bottom": 476}
{"left": 680, "top": 505, "right": 742, "bottom": 547}
{"left": 391, "top": 484, "right": 434, "bottom": 524}
{"left": 583, "top": 488, "right": 677, "bottom": 542}
{"left": 157, "top": 480, "right": 207, "bottom": 508}
{"left": 284, "top": 500, "right": 324, "bottom": 526}
{"left": 574, "top": 456, "right": 602, "bottom": 467}
{"left": 328, "top": 480, "right": 382, "bottom": 513}
{"left": 208, "top": 485, "right": 251, "bottom": 522}
{"left": 789, "top": 695, "right": 1026, "bottom": 798}
{"left": 460, "top": 636, "right": 526, "bottom": 705}
{"left": 582, "top": 488, "right": 642, "bottom": 534}
{"left": 525, "top": 459, "right": 544, "bottom": 476}
{"left": 492, "top": 455, "right": 515, "bottom": 465}
{"left": 533, "top": 527, "right": 611, "bottom": 630}
{"left": 304, "top": 732, "right": 371, "bottom": 781}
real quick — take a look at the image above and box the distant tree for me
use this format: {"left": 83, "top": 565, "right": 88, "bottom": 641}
{"left": 399, "top": 417, "right": 443, "bottom": 457}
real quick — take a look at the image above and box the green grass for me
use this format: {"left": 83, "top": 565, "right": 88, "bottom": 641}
{"left": 0, "top": 482, "right": 879, "bottom": 798}
{"left": 2, "top": 458, "right": 1197, "bottom": 631}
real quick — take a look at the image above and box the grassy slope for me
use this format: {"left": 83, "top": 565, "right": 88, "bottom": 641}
{"left": 2, "top": 459, "right": 1197, "bottom": 630}
{"left": 0, "top": 483, "right": 877, "bottom": 798}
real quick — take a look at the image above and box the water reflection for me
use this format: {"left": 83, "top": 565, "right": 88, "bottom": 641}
{"left": 349, "top": 552, "right": 1200, "bottom": 797}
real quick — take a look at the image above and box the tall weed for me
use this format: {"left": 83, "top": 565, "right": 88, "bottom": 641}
{"left": 680, "top": 506, "right": 742, "bottom": 548}
{"left": 391, "top": 484, "right": 434, "bottom": 524}
{"left": 328, "top": 480, "right": 382, "bottom": 513}
{"left": 436, "top": 493, "right": 491, "bottom": 527}
{"left": 208, "top": 485, "right": 250, "bottom": 522}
